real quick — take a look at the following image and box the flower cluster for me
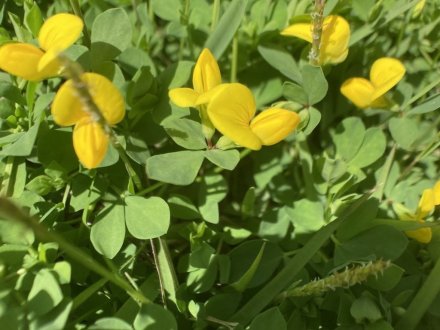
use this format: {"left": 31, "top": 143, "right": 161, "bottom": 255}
{"left": 0, "top": 13, "right": 125, "bottom": 169}
{"left": 169, "top": 48, "right": 300, "bottom": 150}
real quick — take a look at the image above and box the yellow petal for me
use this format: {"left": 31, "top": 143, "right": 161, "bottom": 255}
{"left": 416, "top": 188, "right": 435, "bottom": 220}
{"left": 370, "top": 57, "right": 405, "bottom": 100}
{"left": 250, "top": 108, "right": 300, "bottom": 146}
{"left": 192, "top": 48, "right": 222, "bottom": 94}
{"left": 73, "top": 118, "right": 109, "bottom": 169}
{"left": 405, "top": 226, "right": 432, "bottom": 244}
{"left": 0, "top": 43, "right": 58, "bottom": 80}
{"left": 320, "top": 16, "right": 350, "bottom": 65}
{"left": 38, "top": 47, "right": 62, "bottom": 74}
{"left": 82, "top": 73, "right": 125, "bottom": 125}
{"left": 207, "top": 83, "right": 261, "bottom": 150}
{"left": 280, "top": 22, "right": 313, "bottom": 43}
{"left": 52, "top": 79, "right": 88, "bottom": 126}
{"left": 169, "top": 88, "right": 199, "bottom": 107}
{"left": 38, "top": 13, "right": 83, "bottom": 52}
{"left": 433, "top": 181, "right": 440, "bottom": 205}
{"left": 340, "top": 78, "right": 375, "bottom": 108}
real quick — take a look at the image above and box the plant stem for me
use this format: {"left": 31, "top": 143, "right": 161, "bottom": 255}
{"left": 396, "top": 257, "right": 440, "bottom": 330}
{"left": 373, "top": 143, "right": 396, "bottom": 201}
{"left": 0, "top": 197, "right": 149, "bottom": 304}
{"left": 309, "top": 0, "right": 325, "bottom": 66}
{"left": 69, "top": 0, "right": 91, "bottom": 48}
{"left": 230, "top": 33, "right": 239, "bottom": 82}
{"left": 210, "top": 0, "right": 221, "bottom": 32}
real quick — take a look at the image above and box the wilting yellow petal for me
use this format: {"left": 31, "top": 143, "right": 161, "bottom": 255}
{"left": 416, "top": 188, "right": 435, "bottom": 220}
{"left": 250, "top": 108, "right": 300, "bottom": 145}
{"left": 433, "top": 181, "right": 440, "bottom": 205}
{"left": 280, "top": 22, "right": 313, "bottom": 43}
{"left": 340, "top": 78, "right": 375, "bottom": 108}
{"left": 169, "top": 88, "right": 200, "bottom": 107}
{"left": 207, "top": 83, "right": 261, "bottom": 150}
{"left": 38, "top": 13, "right": 83, "bottom": 52}
{"left": 0, "top": 43, "right": 58, "bottom": 80}
{"left": 320, "top": 16, "right": 350, "bottom": 65}
{"left": 192, "top": 48, "right": 222, "bottom": 94}
{"left": 405, "top": 226, "right": 432, "bottom": 244}
{"left": 82, "top": 73, "right": 125, "bottom": 125}
{"left": 73, "top": 118, "right": 109, "bottom": 169}
{"left": 370, "top": 57, "right": 405, "bottom": 101}
{"left": 52, "top": 79, "right": 88, "bottom": 126}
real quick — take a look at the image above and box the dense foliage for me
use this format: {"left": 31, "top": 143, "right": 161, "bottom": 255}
{"left": 0, "top": 0, "right": 440, "bottom": 329}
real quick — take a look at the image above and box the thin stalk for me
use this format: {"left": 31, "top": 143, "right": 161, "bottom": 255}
{"left": 69, "top": 0, "right": 91, "bottom": 47}
{"left": 178, "top": 0, "right": 191, "bottom": 60}
{"left": 309, "top": 0, "right": 325, "bottom": 66}
{"left": 373, "top": 144, "right": 396, "bottom": 201}
{"left": 210, "top": 0, "right": 221, "bottom": 32}
{"left": 402, "top": 75, "right": 440, "bottom": 110}
{"left": 0, "top": 197, "right": 149, "bottom": 304}
{"left": 396, "top": 257, "right": 440, "bottom": 330}
{"left": 150, "top": 238, "right": 167, "bottom": 307}
{"left": 136, "top": 182, "right": 166, "bottom": 196}
{"left": 230, "top": 33, "right": 239, "bottom": 83}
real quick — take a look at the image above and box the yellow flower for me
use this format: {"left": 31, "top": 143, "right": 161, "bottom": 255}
{"left": 401, "top": 181, "right": 440, "bottom": 244}
{"left": 412, "top": 0, "right": 426, "bottom": 18}
{"left": 0, "top": 13, "right": 83, "bottom": 81}
{"left": 206, "top": 83, "right": 300, "bottom": 150}
{"left": 281, "top": 15, "right": 350, "bottom": 65}
{"left": 169, "top": 48, "right": 221, "bottom": 107}
{"left": 340, "top": 57, "right": 405, "bottom": 109}
{"left": 51, "top": 73, "right": 125, "bottom": 169}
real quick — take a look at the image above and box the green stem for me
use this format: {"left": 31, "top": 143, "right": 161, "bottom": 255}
{"left": 69, "top": 0, "right": 91, "bottom": 48}
{"left": 396, "top": 257, "right": 440, "bottom": 330}
{"left": 230, "top": 33, "right": 239, "bottom": 83}
{"left": 373, "top": 144, "right": 396, "bottom": 201}
{"left": 178, "top": 0, "right": 191, "bottom": 60}
{"left": 309, "top": 0, "right": 325, "bottom": 66}
{"left": 210, "top": 0, "right": 221, "bottom": 32}
{"left": 71, "top": 278, "right": 108, "bottom": 311}
{"left": 0, "top": 197, "right": 149, "bottom": 304}
{"left": 402, "top": 75, "right": 440, "bottom": 110}
{"left": 136, "top": 182, "right": 166, "bottom": 196}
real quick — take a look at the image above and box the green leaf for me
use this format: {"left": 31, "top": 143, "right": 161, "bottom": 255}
{"left": 24, "top": 2, "right": 43, "bottom": 37}
{"left": 168, "top": 194, "right": 200, "bottom": 219}
{"left": 249, "top": 307, "right": 287, "bottom": 330}
{"left": 204, "top": 149, "right": 240, "bottom": 170}
{"left": 88, "top": 317, "right": 133, "bottom": 330}
{"left": 388, "top": 117, "right": 418, "bottom": 151}
{"left": 28, "top": 269, "right": 63, "bottom": 315}
{"left": 349, "top": 127, "right": 386, "bottom": 168}
{"left": 335, "top": 225, "right": 408, "bottom": 265}
{"left": 205, "top": 0, "right": 248, "bottom": 58}
{"left": 258, "top": 45, "right": 302, "bottom": 83}
{"left": 286, "top": 199, "right": 325, "bottom": 234}
{"left": 91, "top": 8, "right": 132, "bottom": 61}
{"left": 301, "top": 65, "right": 328, "bottom": 105}
{"left": 146, "top": 151, "right": 205, "bottom": 185}
{"left": 0, "top": 122, "right": 39, "bottom": 156}
{"left": 350, "top": 295, "right": 382, "bottom": 323}
{"left": 125, "top": 196, "right": 170, "bottom": 239}
{"left": 151, "top": 0, "right": 181, "bottom": 21}
{"left": 162, "top": 118, "right": 207, "bottom": 150}
{"left": 90, "top": 204, "right": 125, "bottom": 259}
{"left": 283, "top": 82, "right": 308, "bottom": 105}
{"left": 332, "top": 117, "right": 366, "bottom": 162}
{"left": 367, "top": 264, "right": 404, "bottom": 291}
{"left": 231, "top": 242, "right": 266, "bottom": 292}
{"left": 241, "top": 187, "right": 256, "bottom": 217}
{"left": 407, "top": 94, "right": 440, "bottom": 116}
{"left": 133, "top": 304, "right": 177, "bottom": 330}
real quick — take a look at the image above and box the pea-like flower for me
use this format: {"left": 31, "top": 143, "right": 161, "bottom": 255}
{"left": 169, "top": 48, "right": 221, "bottom": 107}
{"left": 206, "top": 83, "right": 300, "bottom": 150}
{"left": 51, "top": 73, "right": 125, "bottom": 169}
{"left": 0, "top": 13, "right": 83, "bottom": 81}
{"left": 340, "top": 57, "right": 405, "bottom": 109}
{"left": 281, "top": 15, "right": 350, "bottom": 65}
{"left": 399, "top": 181, "right": 440, "bottom": 243}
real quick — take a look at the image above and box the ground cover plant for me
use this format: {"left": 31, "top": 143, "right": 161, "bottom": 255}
{"left": 0, "top": 0, "right": 440, "bottom": 329}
